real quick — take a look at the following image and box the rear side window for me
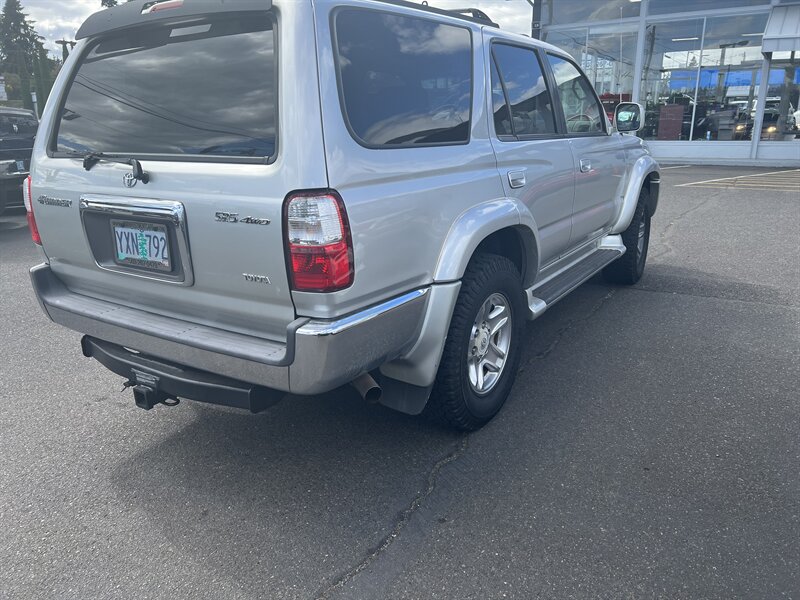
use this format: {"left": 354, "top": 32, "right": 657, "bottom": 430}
{"left": 54, "top": 14, "right": 276, "bottom": 160}
{"left": 491, "top": 44, "right": 557, "bottom": 138}
{"left": 546, "top": 54, "right": 606, "bottom": 135}
{"left": 490, "top": 59, "right": 512, "bottom": 137}
{"left": 334, "top": 9, "right": 472, "bottom": 147}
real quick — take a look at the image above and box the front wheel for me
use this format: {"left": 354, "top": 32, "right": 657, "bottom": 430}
{"left": 603, "top": 188, "right": 651, "bottom": 285}
{"left": 426, "top": 254, "right": 525, "bottom": 431}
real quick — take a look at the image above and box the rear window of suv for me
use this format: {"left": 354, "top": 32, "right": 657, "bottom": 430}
{"left": 53, "top": 13, "right": 276, "bottom": 161}
{"left": 0, "top": 111, "right": 37, "bottom": 136}
{"left": 333, "top": 9, "right": 472, "bottom": 147}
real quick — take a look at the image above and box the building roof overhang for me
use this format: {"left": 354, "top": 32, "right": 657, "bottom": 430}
{"left": 762, "top": 3, "right": 800, "bottom": 53}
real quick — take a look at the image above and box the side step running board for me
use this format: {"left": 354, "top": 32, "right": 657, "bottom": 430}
{"left": 526, "top": 237, "right": 624, "bottom": 319}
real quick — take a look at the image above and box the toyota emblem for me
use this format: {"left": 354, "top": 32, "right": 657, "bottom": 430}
{"left": 123, "top": 172, "right": 137, "bottom": 188}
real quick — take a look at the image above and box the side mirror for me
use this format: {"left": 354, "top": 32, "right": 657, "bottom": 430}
{"left": 615, "top": 102, "right": 644, "bottom": 133}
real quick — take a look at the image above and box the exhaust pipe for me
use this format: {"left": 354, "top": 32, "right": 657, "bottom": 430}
{"left": 351, "top": 373, "right": 382, "bottom": 403}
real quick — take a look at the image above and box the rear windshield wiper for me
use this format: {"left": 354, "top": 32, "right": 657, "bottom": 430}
{"left": 70, "top": 151, "right": 150, "bottom": 184}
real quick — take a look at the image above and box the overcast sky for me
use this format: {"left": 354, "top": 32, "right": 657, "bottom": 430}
{"left": 22, "top": 0, "right": 533, "bottom": 55}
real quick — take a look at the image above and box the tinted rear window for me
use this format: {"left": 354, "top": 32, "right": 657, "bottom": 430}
{"left": 55, "top": 14, "right": 276, "bottom": 160}
{"left": 334, "top": 9, "right": 472, "bottom": 147}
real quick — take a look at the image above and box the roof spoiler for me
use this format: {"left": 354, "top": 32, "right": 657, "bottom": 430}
{"left": 76, "top": 0, "right": 272, "bottom": 40}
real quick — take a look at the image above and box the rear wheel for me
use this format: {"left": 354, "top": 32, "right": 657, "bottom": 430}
{"left": 426, "top": 253, "right": 525, "bottom": 431}
{"left": 603, "top": 188, "right": 651, "bottom": 285}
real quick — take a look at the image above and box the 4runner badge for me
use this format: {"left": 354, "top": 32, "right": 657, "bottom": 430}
{"left": 37, "top": 195, "right": 72, "bottom": 208}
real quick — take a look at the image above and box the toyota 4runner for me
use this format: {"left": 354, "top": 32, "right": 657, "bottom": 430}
{"left": 27, "top": 0, "right": 659, "bottom": 430}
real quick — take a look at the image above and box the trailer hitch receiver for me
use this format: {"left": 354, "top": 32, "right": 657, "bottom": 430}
{"left": 127, "top": 369, "right": 179, "bottom": 410}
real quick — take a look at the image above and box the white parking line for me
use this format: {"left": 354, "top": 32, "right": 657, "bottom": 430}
{"left": 660, "top": 165, "right": 692, "bottom": 170}
{"left": 676, "top": 169, "right": 800, "bottom": 187}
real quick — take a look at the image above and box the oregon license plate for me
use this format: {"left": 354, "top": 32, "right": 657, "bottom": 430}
{"left": 111, "top": 220, "right": 171, "bottom": 271}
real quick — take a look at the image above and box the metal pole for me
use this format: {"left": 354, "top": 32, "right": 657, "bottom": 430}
{"left": 31, "top": 91, "right": 38, "bottom": 117}
{"left": 527, "top": 0, "right": 539, "bottom": 39}
{"left": 750, "top": 53, "right": 771, "bottom": 159}
{"left": 631, "top": 1, "right": 648, "bottom": 104}
{"left": 689, "top": 18, "right": 706, "bottom": 142}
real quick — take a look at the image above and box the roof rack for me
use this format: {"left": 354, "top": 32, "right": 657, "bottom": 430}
{"left": 381, "top": 0, "right": 500, "bottom": 28}
{"left": 440, "top": 7, "right": 498, "bottom": 27}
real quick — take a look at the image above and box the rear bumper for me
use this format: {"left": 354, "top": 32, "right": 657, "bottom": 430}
{"left": 30, "top": 264, "right": 429, "bottom": 396}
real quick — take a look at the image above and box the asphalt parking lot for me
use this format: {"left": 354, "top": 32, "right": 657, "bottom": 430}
{"left": 1, "top": 165, "right": 798, "bottom": 599}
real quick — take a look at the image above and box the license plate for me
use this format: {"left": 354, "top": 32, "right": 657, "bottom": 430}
{"left": 111, "top": 220, "right": 171, "bottom": 271}
{"left": 15, "top": 160, "right": 25, "bottom": 172}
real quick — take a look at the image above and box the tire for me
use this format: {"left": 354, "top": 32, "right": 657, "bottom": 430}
{"left": 602, "top": 188, "right": 651, "bottom": 285}
{"left": 426, "top": 253, "right": 525, "bottom": 431}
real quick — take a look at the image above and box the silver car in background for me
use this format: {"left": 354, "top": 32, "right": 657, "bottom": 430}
{"left": 26, "top": 0, "right": 659, "bottom": 430}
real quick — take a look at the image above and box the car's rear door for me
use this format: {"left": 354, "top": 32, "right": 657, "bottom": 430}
{"left": 485, "top": 35, "right": 575, "bottom": 268}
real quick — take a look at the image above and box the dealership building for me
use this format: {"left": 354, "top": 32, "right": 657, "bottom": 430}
{"left": 531, "top": 0, "right": 800, "bottom": 165}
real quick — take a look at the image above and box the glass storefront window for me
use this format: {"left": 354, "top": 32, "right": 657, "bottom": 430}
{"left": 764, "top": 59, "right": 800, "bottom": 142}
{"left": 540, "top": 0, "right": 639, "bottom": 27}
{"left": 544, "top": 24, "right": 637, "bottom": 121}
{"left": 541, "top": 0, "right": 798, "bottom": 154}
{"left": 639, "top": 20, "right": 705, "bottom": 140}
{"left": 696, "top": 14, "right": 768, "bottom": 141}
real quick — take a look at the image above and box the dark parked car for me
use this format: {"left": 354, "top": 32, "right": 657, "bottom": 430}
{"left": 732, "top": 100, "right": 798, "bottom": 140}
{"left": 0, "top": 107, "right": 37, "bottom": 215}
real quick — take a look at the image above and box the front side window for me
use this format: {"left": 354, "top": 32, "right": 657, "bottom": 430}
{"left": 547, "top": 54, "right": 606, "bottom": 134}
{"left": 491, "top": 44, "right": 557, "bottom": 137}
{"left": 334, "top": 9, "right": 472, "bottom": 147}
{"left": 55, "top": 14, "right": 276, "bottom": 160}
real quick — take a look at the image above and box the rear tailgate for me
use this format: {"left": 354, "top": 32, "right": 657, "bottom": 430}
{"left": 31, "top": 1, "right": 325, "bottom": 343}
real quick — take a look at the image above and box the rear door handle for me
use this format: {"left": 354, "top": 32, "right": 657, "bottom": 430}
{"left": 579, "top": 159, "right": 592, "bottom": 173}
{"left": 507, "top": 170, "right": 526, "bottom": 188}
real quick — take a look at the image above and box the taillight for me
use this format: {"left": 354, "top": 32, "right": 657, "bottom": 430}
{"left": 23, "top": 175, "right": 41, "bottom": 245}
{"left": 284, "top": 191, "right": 354, "bottom": 292}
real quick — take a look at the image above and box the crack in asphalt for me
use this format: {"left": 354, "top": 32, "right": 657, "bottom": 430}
{"left": 649, "top": 192, "right": 716, "bottom": 260}
{"left": 526, "top": 288, "right": 617, "bottom": 364}
{"left": 313, "top": 288, "right": 618, "bottom": 599}
{"left": 312, "top": 435, "right": 470, "bottom": 600}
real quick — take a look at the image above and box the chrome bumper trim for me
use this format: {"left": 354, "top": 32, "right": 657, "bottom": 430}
{"left": 297, "top": 288, "right": 429, "bottom": 337}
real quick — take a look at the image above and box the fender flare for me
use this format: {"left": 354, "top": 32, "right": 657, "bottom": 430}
{"left": 610, "top": 155, "right": 660, "bottom": 234}
{"left": 432, "top": 198, "right": 541, "bottom": 283}
{"left": 380, "top": 199, "right": 540, "bottom": 393}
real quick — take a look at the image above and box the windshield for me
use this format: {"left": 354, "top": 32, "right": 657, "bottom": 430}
{"left": 54, "top": 13, "right": 276, "bottom": 160}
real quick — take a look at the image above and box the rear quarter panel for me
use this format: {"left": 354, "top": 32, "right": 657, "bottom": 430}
{"left": 303, "top": 0, "right": 507, "bottom": 319}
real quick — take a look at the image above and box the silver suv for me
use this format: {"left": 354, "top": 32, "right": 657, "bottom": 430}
{"left": 27, "top": 0, "right": 659, "bottom": 430}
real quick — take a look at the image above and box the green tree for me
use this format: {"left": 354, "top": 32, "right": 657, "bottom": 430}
{"left": 101, "top": 0, "right": 135, "bottom": 7}
{"left": 0, "top": 0, "right": 52, "bottom": 114}
{"left": 0, "top": 0, "right": 41, "bottom": 68}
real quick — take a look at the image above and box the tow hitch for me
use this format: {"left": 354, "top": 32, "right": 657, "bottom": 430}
{"left": 122, "top": 370, "right": 180, "bottom": 410}
{"left": 81, "top": 336, "right": 284, "bottom": 413}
